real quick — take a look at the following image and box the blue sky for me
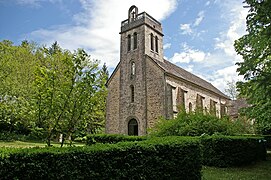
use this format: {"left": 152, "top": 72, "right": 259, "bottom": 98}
{"left": 0, "top": 0, "right": 248, "bottom": 92}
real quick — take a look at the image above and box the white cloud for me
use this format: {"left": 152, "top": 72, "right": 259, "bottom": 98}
{"left": 171, "top": 0, "right": 247, "bottom": 92}
{"left": 170, "top": 43, "right": 206, "bottom": 63}
{"left": 163, "top": 43, "right": 171, "bottom": 50}
{"left": 15, "top": 0, "right": 61, "bottom": 7}
{"left": 207, "top": 2, "right": 247, "bottom": 91}
{"left": 209, "top": 65, "right": 243, "bottom": 92}
{"left": 205, "top": 1, "right": 210, "bottom": 6}
{"left": 179, "top": 10, "right": 205, "bottom": 36}
{"left": 214, "top": 3, "right": 247, "bottom": 63}
{"left": 180, "top": 24, "right": 193, "bottom": 35}
{"left": 27, "top": 0, "right": 178, "bottom": 68}
{"left": 194, "top": 11, "right": 205, "bottom": 26}
{"left": 186, "top": 65, "right": 194, "bottom": 72}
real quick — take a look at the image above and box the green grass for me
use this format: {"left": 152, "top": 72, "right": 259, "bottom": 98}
{"left": 0, "top": 140, "right": 84, "bottom": 148}
{"left": 202, "top": 151, "right": 271, "bottom": 180}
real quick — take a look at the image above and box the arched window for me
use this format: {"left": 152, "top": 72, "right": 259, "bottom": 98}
{"left": 130, "top": 85, "right": 135, "bottom": 102}
{"left": 189, "top": 102, "right": 192, "bottom": 113}
{"left": 128, "top": 35, "right": 131, "bottom": 51}
{"left": 128, "top": 119, "right": 138, "bottom": 136}
{"left": 150, "top": 33, "right": 154, "bottom": 51}
{"left": 155, "top": 36, "right": 159, "bottom": 53}
{"left": 133, "top": 32, "right": 137, "bottom": 50}
{"left": 131, "top": 62, "right": 135, "bottom": 76}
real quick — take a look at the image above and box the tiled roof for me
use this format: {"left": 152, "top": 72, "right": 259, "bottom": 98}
{"left": 150, "top": 56, "right": 230, "bottom": 99}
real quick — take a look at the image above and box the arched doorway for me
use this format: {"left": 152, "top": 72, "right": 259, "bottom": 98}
{"left": 128, "top": 119, "right": 138, "bottom": 136}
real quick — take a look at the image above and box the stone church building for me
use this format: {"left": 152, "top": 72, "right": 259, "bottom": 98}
{"left": 106, "top": 6, "right": 230, "bottom": 136}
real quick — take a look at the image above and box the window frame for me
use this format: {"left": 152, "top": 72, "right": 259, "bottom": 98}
{"left": 133, "top": 32, "right": 137, "bottom": 50}
{"left": 155, "top": 36, "right": 159, "bottom": 53}
{"left": 127, "top": 34, "right": 131, "bottom": 51}
{"left": 150, "top": 33, "right": 154, "bottom": 51}
{"left": 130, "top": 85, "right": 135, "bottom": 103}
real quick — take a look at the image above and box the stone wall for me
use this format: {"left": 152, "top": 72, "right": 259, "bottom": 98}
{"left": 144, "top": 24, "right": 164, "bottom": 62}
{"left": 145, "top": 56, "right": 166, "bottom": 130}
{"left": 118, "top": 25, "right": 147, "bottom": 136}
{"left": 165, "top": 75, "right": 228, "bottom": 118}
{"left": 105, "top": 68, "right": 120, "bottom": 134}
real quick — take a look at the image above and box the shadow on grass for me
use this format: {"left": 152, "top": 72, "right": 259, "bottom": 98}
{"left": 202, "top": 151, "right": 271, "bottom": 180}
{"left": 0, "top": 140, "right": 85, "bottom": 148}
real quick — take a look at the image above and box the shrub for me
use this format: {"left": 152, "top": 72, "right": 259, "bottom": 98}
{"left": 263, "top": 135, "right": 271, "bottom": 149}
{"left": 0, "top": 132, "right": 28, "bottom": 141}
{"left": 0, "top": 136, "right": 201, "bottom": 179}
{"left": 86, "top": 134, "right": 147, "bottom": 145}
{"left": 150, "top": 111, "right": 249, "bottom": 137}
{"left": 200, "top": 135, "right": 266, "bottom": 167}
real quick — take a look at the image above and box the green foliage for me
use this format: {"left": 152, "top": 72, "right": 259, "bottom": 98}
{"left": 234, "top": 0, "right": 271, "bottom": 134}
{"left": 150, "top": 111, "right": 249, "bottom": 137}
{"left": 86, "top": 134, "right": 147, "bottom": 145}
{"left": 263, "top": 135, "right": 271, "bottom": 149}
{"left": 201, "top": 135, "right": 267, "bottom": 167}
{"left": 0, "top": 132, "right": 27, "bottom": 142}
{"left": 0, "top": 136, "right": 202, "bottom": 179}
{"left": 0, "top": 40, "right": 108, "bottom": 145}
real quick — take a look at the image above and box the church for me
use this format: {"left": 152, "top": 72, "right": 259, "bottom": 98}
{"left": 106, "top": 6, "right": 230, "bottom": 136}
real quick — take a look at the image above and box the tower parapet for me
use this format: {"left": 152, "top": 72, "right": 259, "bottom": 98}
{"left": 120, "top": 7, "right": 163, "bottom": 36}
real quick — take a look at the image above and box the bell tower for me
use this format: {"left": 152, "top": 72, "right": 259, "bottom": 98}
{"left": 118, "top": 5, "right": 164, "bottom": 135}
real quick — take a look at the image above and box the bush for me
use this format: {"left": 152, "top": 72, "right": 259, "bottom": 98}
{"left": 86, "top": 134, "right": 147, "bottom": 145}
{"left": 150, "top": 111, "right": 250, "bottom": 137}
{"left": 263, "top": 135, "right": 271, "bottom": 149}
{"left": 201, "top": 135, "right": 266, "bottom": 167}
{"left": 0, "top": 136, "right": 201, "bottom": 179}
{"left": 0, "top": 132, "right": 28, "bottom": 141}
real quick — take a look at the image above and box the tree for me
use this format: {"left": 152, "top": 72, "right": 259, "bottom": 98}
{"left": 234, "top": 0, "right": 271, "bottom": 134}
{"left": 0, "top": 40, "right": 39, "bottom": 134}
{"left": 0, "top": 40, "right": 108, "bottom": 145}
{"left": 32, "top": 44, "right": 108, "bottom": 146}
{"left": 224, "top": 80, "right": 238, "bottom": 100}
{"left": 32, "top": 42, "right": 75, "bottom": 146}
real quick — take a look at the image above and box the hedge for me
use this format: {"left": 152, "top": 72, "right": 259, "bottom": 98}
{"left": 86, "top": 134, "right": 147, "bottom": 145}
{"left": 0, "top": 136, "right": 201, "bottom": 179}
{"left": 201, "top": 135, "right": 267, "bottom": 167}
{"left": 263, "top": 135, "right": 271, "bottom": 149}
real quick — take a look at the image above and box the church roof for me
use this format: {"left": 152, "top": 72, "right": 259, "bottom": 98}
{"left": 149, "top": 56, "right": 230, "bottom": 99}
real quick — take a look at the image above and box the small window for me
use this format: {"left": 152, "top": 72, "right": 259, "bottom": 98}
{"left": 131, "top": 62, "right": 135, "bottom": 76}
{"left": 131, "top": 85, "right": 135, "bottom": 102}
{"left": 128, "top": 35, "right": 131, "bottom": 51}
{"left": 155, "top": 36, "right": 158, "bottom": 53}
{"left": 189, "top": 102, "right": 192, "bottom": 113}
{"left": 150, "top": 33, "right": 154, "bottom": 51}
{"left": 133, "top": 32, "right": 137, "bottom": 50}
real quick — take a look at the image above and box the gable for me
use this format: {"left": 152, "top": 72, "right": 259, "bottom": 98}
{"left": 106, "top": 62, "right": 120, "bottom": 87}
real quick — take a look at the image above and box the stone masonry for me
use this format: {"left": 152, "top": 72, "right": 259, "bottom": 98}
{"left": 106, "top": 6, "right": 230, "bottom": 136}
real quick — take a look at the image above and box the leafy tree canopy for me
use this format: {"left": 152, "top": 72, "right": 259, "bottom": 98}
{"left": 234, "top": 0, "right": 271, "bottom": 134}
{"left": 0, "top": 40, "right": 108, "bottom": 145}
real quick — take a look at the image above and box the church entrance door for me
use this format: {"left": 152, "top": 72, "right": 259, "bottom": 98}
{"left": 128, "top": 119, "right": 138, "bottom": 136}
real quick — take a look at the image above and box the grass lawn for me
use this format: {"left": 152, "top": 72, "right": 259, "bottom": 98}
{"left": 202, "top": 151, "right": 271, "bottom": 180}
{"left": 0, "top": 140, "right": 85, "bottom": 148}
